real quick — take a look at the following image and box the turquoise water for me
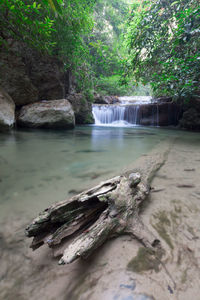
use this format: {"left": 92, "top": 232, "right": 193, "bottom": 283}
{"left": 0, "top": 126, "right": 197, "bottom": 221}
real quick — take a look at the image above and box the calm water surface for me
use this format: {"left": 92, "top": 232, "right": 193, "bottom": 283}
{"left": 0, "top": 126, "right": 198, "bottom": 221}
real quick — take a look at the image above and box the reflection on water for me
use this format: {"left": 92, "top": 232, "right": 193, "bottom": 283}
{"left": 0, "top": 126, "right": 197, "bottom": 221}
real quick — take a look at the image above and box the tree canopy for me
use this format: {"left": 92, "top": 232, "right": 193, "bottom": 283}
{"left": 0, "top": 0, "right": 55, "bottom": 50}
{"left": 125, "top": 0, "right": 200, "bottom": 100}
{"left": 0, "top": 0, "right": 199, "bottom": 99}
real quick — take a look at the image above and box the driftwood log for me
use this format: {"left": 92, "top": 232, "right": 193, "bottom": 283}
{"left": 25, "top": 143, "right": 170, "bottom": 265}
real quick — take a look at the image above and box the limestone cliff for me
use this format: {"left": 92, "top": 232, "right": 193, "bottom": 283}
{"left": 0, "top": 45, "right": 93, "bottom": 125}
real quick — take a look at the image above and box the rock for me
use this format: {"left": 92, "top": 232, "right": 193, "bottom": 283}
{"left": 26, "top": 51, "right": 68, "bottom": 101}
{"left": 93, "top": 94, "right": 107, "bottom": 104}
{"left": 17, "top": 99, "right": 75, "bottom": 129}
{"left": 179, "top": 107, "right": 200, "bottom": 130}
{"left": 104, "top": 96, "right": 120, "bottom": 104}
{"left": 139, "top": 103, "right": 182, "bottom": 126}
{"left": 152, "top": 97, "right": 172, "bottom": 103}
{"left": 0, "top": 50, "right": 38, "bottom": 106}
{"left": 183, "top": 98, "right": 200, "bottom": 113}
{"left": 94, "top": 95, "right": 119, "bottom": 105}
{"left": 0, "top": 87, "right": 15, "bottom": 131}
{"left": 0, "top": 46, "right": 73, "bottom": 107}
{"left": 67, "top": 93, "right": 94, "bottom": 124}
{"left": 179, "top": 99, "right": 200, "bottom": 130}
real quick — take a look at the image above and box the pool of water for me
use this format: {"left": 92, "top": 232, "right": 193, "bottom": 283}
{"left": 0, "top": 126, "right": 197, "bottom": 221}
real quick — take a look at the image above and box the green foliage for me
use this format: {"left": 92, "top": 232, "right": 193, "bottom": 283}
{"left": 52, "top": 0, "right": 94, "bottom": 61}
{"left": 1, "top": 0, "right": 159, "bottom": 96}
{"left": 96, "top": 75, "right": 126, "bottom": 95}
{"left": 44, "top": 0, "right": 63, "bottom": 15}
{"left": 50, "top": 0, "right": 95, "bottom": 90}
{"left": 84, "top": 89, "right": 95, "bottom": 102}
{"left": 89, "top": 0, "right": 129, "bottom": 77}
{"left": 96, "top": 75, "right": 151, "bottom": 96}
{"left": 0, "top": 0, "right": 96, "bottom": 90}
{"left": 125, "top": 0, "right": 200, "bottom": 100}
{"left": 86, "top": 0, "right": 134, "bottom": 94}
{"left": 0, "top": 0, "right": 55, "bottom": 51}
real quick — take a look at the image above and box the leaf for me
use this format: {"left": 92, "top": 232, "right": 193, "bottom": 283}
{"left": 171, "top": 1, "right": 179, "bottom": 6}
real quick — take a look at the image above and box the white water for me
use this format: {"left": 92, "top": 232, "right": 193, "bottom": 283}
{"left": 92, "top": 96, "right": 153, "bottom": 126}
{"left": 118, "top": 96, "right": 152, "bottom": 105}
{"left": 92, "top": 105, "right": 126, "bottom": 126}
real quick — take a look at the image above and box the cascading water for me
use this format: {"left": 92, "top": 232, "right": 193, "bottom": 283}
{"left": 92, "top": 105, "right": 126, "bottom": 126}
{"left": 92, "top": 96, "right": 181, "bottom": 127}
{"left": 119, "top": 96, "right": 152, "bottom": 105}
{"left": 92, "top": 96, "right": 152, "bottom": 126}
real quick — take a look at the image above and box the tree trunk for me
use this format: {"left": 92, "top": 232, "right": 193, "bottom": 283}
{"left": 25, "top": 142, "right": 171, "bottom": 265}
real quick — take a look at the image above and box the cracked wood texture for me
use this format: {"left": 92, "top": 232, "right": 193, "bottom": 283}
{"left": 25, "top": 141, "right": 171, "bottom": 265}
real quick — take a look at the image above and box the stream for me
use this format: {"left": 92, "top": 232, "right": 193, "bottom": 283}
{"left": 0, "top": 126, "right": 186, "bottom": 221}
{"left": 0, "top": 125, "right": 200, "bottom": 300}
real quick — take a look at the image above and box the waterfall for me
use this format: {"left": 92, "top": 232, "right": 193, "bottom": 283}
{"left": 92, "top": 105, "right": 142, "bottom": 126}
{"left": 92, "top": 105, "right": 126, "bottom": 126}
{"left": 92, "top": 96, "right": 180, "bottom": 127}
{"left": 119, "top": 96, "right": 152, "bottom": 105}
{"left": 92, "top": 96, "right": 152, "bottom": 126}
{"left": 124, "top": 105, "right": 140, "bottom": 125}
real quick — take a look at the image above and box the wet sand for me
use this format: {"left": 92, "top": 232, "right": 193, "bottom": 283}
{"left": 1, "top": 136, "right": 200, "bottom": 300}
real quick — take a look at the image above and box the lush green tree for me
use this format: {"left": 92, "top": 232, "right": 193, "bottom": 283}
{"left": 0, "top": 0, "right": 152, "bottom": 95}
{"left": 0, "top": 0, "right": 96, "bottom": 90}
{"left": 125, "top": 0, "right": 200, "bottom": 100}
{"left": 51, "top": 0, "right": 95, "bottom": 90}
{"left": 0, "top": 0, "right": 55, "bottom": 51}
{"left": 87, "top": 0, "right": 141, "bottom": 95}
{"left": 88, "top": 0, "right": 129, "bottom": 77}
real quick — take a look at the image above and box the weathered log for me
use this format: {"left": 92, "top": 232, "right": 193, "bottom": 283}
{"left": 25, "top": 142, "right": 170, "bottom": 265}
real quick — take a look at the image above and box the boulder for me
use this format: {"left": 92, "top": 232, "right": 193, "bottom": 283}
{"left": 67, "top": 93, "right": 94, "bottom": 124}
{"left": 0, "top": 87, "right": 15, "bottom": 131}
{"left": 93, "top": 93, "right": 107, "bottom": 104}
{"left": 104, "top": 96, "right": 120, "bottom": 104}
{"left": 17, "top": 99, "right": 75, "bottom": 129}
{"left": 179, "top": 107, "right": 200, "bottom": 130}
{"left": 93, "top": 95, "right": 119, "bottom": 105}
{"left": 179, "top": 98, "right": 200, "bottom": 130}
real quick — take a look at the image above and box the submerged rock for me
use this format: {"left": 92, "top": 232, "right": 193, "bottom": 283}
{"left": 0, "top": 87, "right": 15, "bottom": 131}
{"left": 17, "top": 99, "right": 75, "bottom": 129}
